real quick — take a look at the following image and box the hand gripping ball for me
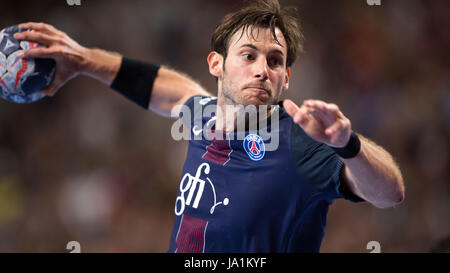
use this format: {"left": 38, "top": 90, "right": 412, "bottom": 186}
{"left": 0, "top": 25, "right": 55, "bottom": 103}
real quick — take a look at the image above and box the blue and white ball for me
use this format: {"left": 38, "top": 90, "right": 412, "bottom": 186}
{"left": 0, "top": 25, "right": 55, "bottom": 104}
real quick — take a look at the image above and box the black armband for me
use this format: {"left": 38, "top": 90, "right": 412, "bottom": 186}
{"left": 110, "top": 57, "right": 160, "bottom": 109}
{"left": 331, "top": 131, "right": 361, "bottom": 159}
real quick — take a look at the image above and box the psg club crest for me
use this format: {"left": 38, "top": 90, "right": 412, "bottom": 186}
{"left": 243, "top": 134, "right": 265, "bottom": 161}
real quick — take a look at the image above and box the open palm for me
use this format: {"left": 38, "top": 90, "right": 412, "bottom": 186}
{"left": 283, "top": 99, "right": 352, "bottom": 148}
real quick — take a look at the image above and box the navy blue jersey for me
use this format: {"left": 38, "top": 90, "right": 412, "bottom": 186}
{"left": 168, "top": 95, "right": 363, "bottom": 253}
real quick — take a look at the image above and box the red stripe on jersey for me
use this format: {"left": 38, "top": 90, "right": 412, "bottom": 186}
{"left": 176, "top": 214, "right": 207, "bottom": 253}
{"left": 202, "top": 130, "right": 232, "bottom": 166}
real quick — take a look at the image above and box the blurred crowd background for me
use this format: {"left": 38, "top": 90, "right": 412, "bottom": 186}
{"left": 0, "top": 0, "right": 448, "bottom": 252}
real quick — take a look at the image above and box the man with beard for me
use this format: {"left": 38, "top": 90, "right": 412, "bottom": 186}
{"left": 14, "top": 0, "right": 404, "bottom": 252}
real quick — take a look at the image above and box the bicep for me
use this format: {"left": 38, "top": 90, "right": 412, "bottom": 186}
{"left": 149, "top": 66, "right": 212, "bottom": 118}
{"left": 341, "top": 164, "right": 366, "bottom": 201}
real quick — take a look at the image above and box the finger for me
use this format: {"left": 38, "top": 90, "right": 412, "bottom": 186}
{"left": 295, "top": 107, "right": 310, "bottom": 126}
{"left": 304, "top": 100, "right": 338, "bottom": 125}
{"left": 304, "top": 100, "right": 329, "bottom": 115}
{"left": 325, "top": 121, "right": 343, "bottom": 136}
{"left": 283, "top": 99, "right": 300, "bottom": 118}
{"left": 37, "top": 79, "right": 62, "bottom": 97}
{"left": 304, "top": 99, "right": 323, "bottom": 108}
{"left": 304, "top": 100, "right": 329, "bottom": 121}
{"left": 325, "top": 118, "right": 350, "bottom": 136}
{"left": 13, "top": 31, "right": 58, "bottom": 47}
{"left": 22, "top": 47, "right": 58, "bottom": 59}
{"left": 18, "top": 22, "right": 63, "bottom": 36}
{"left": 321, "top": 103, "right": 346, "bottom": 124}
{"left": 36, "top": 70, "right": 60, "bottom": 97}
{"left": 303, "top": 104, "right": 330, "bottom": 126}
{"left": 322, "top": 103, "right": 342, "bottom": 118}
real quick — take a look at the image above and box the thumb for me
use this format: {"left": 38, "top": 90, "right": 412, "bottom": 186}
{"left": 37, "top": 76, "right": 63, "bottom": 97}
{"left": 283, "top": 99, "right": 300, "bottom": 118}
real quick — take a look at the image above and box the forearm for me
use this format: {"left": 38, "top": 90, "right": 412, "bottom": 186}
{"left": 81, "top": 49, "right": 209, "bottom": 116}
{"left": 80, "top": 48, "right": 122, "bottom": 85}
{"left": 343, "top": 135, "right": 405, "bottom": 208}
{"left": 15, "top": 22, "right": 209, "bottom": 107}
{"left": 282, "top": 99, "right": 405, "bottom": 208}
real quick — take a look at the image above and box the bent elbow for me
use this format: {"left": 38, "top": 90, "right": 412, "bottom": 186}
{"left": 394, "top": 176, "right": 405, "bottom": 204}
{"left": 374, "top": 182, "right": 405, "bottom": 209}
{"left": 391, "top": 188, "right": 405, "bottom": 206}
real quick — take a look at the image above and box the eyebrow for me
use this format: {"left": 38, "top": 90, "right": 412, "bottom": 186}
{"left": 239, "top": 44, "right": 285, "bottom": 56}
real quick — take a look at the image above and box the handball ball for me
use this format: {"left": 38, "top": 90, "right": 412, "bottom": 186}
{"left": 0, "top": 25, "right": 55, "bottom": 104}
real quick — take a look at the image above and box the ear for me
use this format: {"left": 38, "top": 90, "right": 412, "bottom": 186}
{"left": 283, "top": 67, "right": 291, "bottom": 91}
{"left": 207, "top": 51, "right": 224, "bottom": 78}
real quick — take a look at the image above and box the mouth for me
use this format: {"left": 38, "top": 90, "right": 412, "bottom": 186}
{"left": 245, "top": 87, "right": 271, "bottom": 96}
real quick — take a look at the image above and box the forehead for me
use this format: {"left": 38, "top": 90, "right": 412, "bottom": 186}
{"left": 228, "top": 26, "right": 287, "bottom": 53}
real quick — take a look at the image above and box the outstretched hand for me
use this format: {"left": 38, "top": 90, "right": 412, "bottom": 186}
{"left": 13, "top": 22, "right": 88, "bottom": 96}
{"left": 283, "top": 99, "right": 352, "bottom": 148}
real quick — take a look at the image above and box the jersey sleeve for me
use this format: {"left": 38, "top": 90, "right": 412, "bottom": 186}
{"left": 178, "top": 95, "right": 217, "bottom": 128}
{"left": 289, "top": 121, "right": 365, "bottom": 203}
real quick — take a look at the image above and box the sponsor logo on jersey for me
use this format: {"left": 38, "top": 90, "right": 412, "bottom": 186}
{"left": 175, "top": 163, "right": 229, "bottom": 216}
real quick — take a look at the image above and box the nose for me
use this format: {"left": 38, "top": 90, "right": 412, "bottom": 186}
{"left": 254, "top": 57, "right": 269, "bottom": 81}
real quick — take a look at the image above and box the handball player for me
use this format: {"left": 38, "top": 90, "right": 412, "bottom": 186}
{"left": 13, "top": 0, "right": 404, "bottom": 252}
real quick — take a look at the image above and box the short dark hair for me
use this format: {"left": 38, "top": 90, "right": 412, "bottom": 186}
{"left": 211, "top": 0, "right": 304, "bottom": 68}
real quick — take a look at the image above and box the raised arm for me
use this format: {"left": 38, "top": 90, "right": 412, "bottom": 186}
{"left": 283, "top": 99, "right": 405, "bottom": 209}
{"left": 13, "top": 22, "right": 210, "bottom": 117}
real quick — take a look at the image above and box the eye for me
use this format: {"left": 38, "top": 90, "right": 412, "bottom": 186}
{"left": 243, "top": 53, "right": 254, "bottom": 61}
{"left": 269, "top": 57, "right": 283, "bottom": 67}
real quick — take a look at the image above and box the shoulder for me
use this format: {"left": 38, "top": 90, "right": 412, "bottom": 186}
{"left": 179, "top": 95, "right": 217, "bottom": 126}
{"left": 277, "top": 100, "right": 331, "bottom": 156}
{"left": 283, "top": 108, "right": 342, "bottom": 194}
{"left": 183, "top": 95, "right": 217, "bottom": 110}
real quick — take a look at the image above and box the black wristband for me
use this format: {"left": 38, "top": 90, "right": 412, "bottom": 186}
{"left": 331, "top": 131, "right": 361, "bottom": 159}
{"left": 110, "top": 57, "right": 160, "bottom": 109}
